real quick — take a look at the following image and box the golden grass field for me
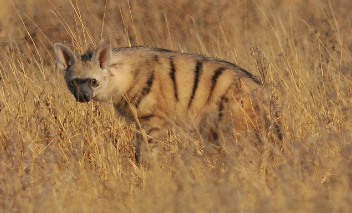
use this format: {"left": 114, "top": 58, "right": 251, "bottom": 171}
{"left": 1, "top": 0, "right": 352, "bottom": 212}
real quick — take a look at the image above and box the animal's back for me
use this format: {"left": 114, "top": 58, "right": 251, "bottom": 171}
{"left": 109, "top": 47, "right": 266, "bottom": 141}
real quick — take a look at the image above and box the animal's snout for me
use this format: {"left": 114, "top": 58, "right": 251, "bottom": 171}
{"left": 74, "top": 87, "right": 93, "bottom": 102}
{"left": 77, "top": 93, "right": 92, "bottom": 102}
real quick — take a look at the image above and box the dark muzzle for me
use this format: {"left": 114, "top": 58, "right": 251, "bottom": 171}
{"left": 74, "top": 87, "right": 93, "bottom": 102}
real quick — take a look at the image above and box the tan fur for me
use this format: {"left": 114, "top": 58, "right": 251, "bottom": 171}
{"left": 54, "top": 39, "right": 278, "bottom": 163}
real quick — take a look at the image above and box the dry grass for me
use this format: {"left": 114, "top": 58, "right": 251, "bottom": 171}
{"left": 1, "top": 0, "right": 352, "bottom": 212}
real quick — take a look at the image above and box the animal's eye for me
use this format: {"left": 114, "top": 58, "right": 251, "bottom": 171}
{"left": 69, "top": 79, "right": 76, "bottom": 87}
{"left": 91, "top": 78, "right": 99, "bottom": 87}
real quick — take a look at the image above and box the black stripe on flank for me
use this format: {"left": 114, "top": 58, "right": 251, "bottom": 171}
{"left": 135, "top": 72, "right": 155, "bottom": 108}
{"left": 207, "top": 67, "right": 226, "bottom": 103}
{"left": 218, "top": 96, "right": 229, "bottom": 121}
{"left": 126, "top": 69, "right": 142, "bottom": 96}
{"left": 169, "top": 57, "right": 178, "bottom": 101}
{"left": 188, "top": 61, "right": 203, "bottom": 108}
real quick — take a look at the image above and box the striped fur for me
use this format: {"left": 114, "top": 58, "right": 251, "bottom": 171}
{"left": 54, "top": 39, "right": 279, "bottom": 163}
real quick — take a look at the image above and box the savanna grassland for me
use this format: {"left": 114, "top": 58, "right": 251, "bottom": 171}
{"left": 1, "top": 0, "right": 352, "bottom": 212}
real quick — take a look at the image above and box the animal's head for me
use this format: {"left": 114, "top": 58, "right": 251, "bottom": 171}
{"left": 54, "top": 39, "right": 112, "bottom": 102}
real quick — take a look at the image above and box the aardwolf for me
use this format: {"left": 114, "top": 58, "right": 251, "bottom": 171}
{"left": 54, "top": 39, "right": 280, "bottom": 163}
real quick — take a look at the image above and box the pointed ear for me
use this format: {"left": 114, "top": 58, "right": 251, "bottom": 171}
{"left": 92, "top": 39, "right": 112, "bottom": 69}
{"left": 54, "top": 43, "right": 77, "bottom": 71}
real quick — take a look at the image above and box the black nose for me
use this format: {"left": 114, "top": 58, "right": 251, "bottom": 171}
{"left": 74, "top": 89, "right": 92, "bottom": 102}
{"left": 77, "top": 93, "right": 91, "bottom": 102}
